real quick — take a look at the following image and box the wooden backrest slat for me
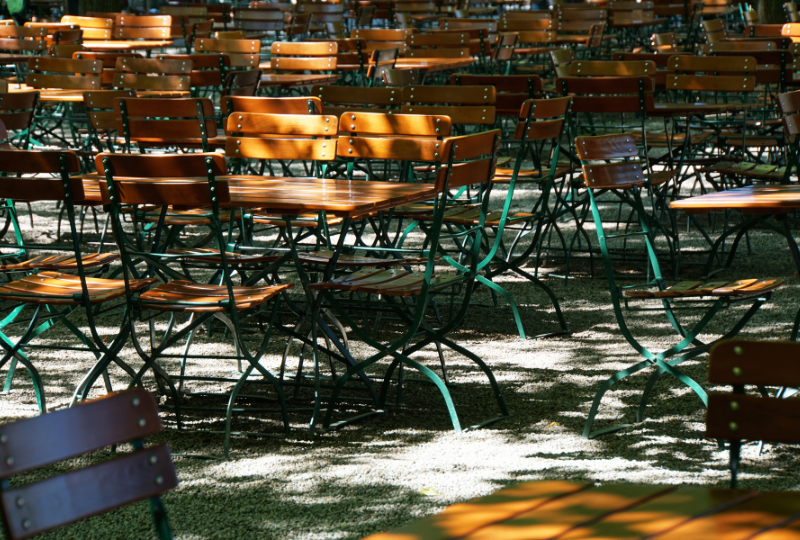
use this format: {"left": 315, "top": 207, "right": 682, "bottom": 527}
{"left": 271, "top": 40, "right": 338, "bottom": 56}
{"left": 227, "top": 112, "right": 337, "bottom": 135}
{"left": 667, "top": 74, "right": 756, "bottom": 92}
{"left": 338, "top": 111, "right": 451, "bottom": 136}
{"left": 222, "top": 96, "right": 322, "bottom": 114}
{"left": 272, "top": 56, "right": 337, "bottom": 71}
{"left": 708, "top": 340, "right": 800, "bottom": 386}
{"left": 451, "top": 74, "right": 542, "bottom": 94}
{"left": 194, "top": 38, "right": 261, "bottom": 54}
{"left": 668, "top": 54, "right": 757, "bottom": 72}
{"left": 402, "top": 84, "right": 495, "bottom": 105}
{"left": 336, "top": 135, "right": 442, "bottom": 161}
{"left": 706, "top": 394, "right": 800, "bottom": 446}
{"left": 61, "top": 15, "right": 114, "bottom": 29}
{"left": 569, "top": 60, "right": 655, "bottom": 77}
{"left": 28, "top": 56, "right": 102, "bottom": 74}
{"left": 115, "top": 57, "right": 193, "bottom": 74}
{"left": 576, "top": 133, "right": 638, "bottom": 160}
{"left": 400, "top": 104, "right": 496, "bottom": 125}
{"left": 0, "top": 389, "right": 158, "bottom": 477}
{"left": 227, "top": 137, "right": 335, "bottom": 160}
{"left": 314, "top": 85, "right": 400, "bottom": 107}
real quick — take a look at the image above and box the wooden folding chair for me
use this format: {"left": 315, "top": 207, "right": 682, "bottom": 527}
{"left": 299, "top": 2, "right": 345, "bottom": 36}
{"left": 310, "top": 129, "right": 511, "bottom": 432}
{"left": 74, "top": 51, "right": 142, "bottom": 86}
{"left": 575, "top": 133, "right": 783, "bottom": 439}
{"left": 0, "top": 149, "right": 156, "bottom": 411}
{"left": 313, "top": 84, "right": 399, "bottom": 116}
{"left": 707, "top": 339, "right": 800, "bottom": 488}
{"left": 0, "top": 389, "right": 177, "bottom": 540}
{"left": 97, "top": 152, "right": 293, "bottom": 456}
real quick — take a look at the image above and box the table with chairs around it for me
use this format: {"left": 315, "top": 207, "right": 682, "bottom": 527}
{"left": 2, "top": 1, "right": 800, "bottom": 538}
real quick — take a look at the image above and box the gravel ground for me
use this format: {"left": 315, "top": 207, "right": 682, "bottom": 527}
{"left": 1, "top": 173, "right": 799, "bottom": 540}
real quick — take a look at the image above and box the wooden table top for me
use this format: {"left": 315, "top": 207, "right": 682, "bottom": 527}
{"left": 81, "top": 40, "right": 173, "bottom": 51}
{"left": 671, "top": 185, "right": 800, "bottom": 214}
{"left": 82, "top": 175, "right": 439, "bottom": 218}
{"left": 7, "top": 85, "right": 190, "bottom": 102}
{"left": 363, "top": 480, "right": 800, "bottom": 540}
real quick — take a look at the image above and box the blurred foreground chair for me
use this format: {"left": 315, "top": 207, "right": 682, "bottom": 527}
{"left": 0, "top": 388, "right": 177, "bottom": 540}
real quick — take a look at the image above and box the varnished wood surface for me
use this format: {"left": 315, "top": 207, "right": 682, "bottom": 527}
{"left": 7, "top": 85, "right": 189, "bottom": 102}
{"left": 0, "top": 53, "right": 36, "bottom": 64}
{"left": 81, "top": 174, "right": 438, "bottom": 218}
{"left": 671, "top": 185, "right": 800, "bottom": 214}
{"left": 395, "top": 57, "right": 475, "bottom": 72}
{"left": 81, "top": 40, "right": 173, "bottom": 51}
{"left": 362, "top": 481, "right": 800, "bottom": 540}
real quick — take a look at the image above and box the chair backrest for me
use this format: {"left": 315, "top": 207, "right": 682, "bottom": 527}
{"left": 706, "top": 340, "right": 800, "bottom": 488}
{"left": 113, "top": 14, "right": 172, "bottom": 40}
{"left": 438, "top": 18, "right": 498, "bottom": 33}
{"left": 286, "top": 12, "right": 312, "bottom": 40}
{"left": 233, "top": 8, "right": 288, "bottom": 37}
{"left": 53, "top": 28, "right": 83, "bottom": 45}
{"left": 557, "top": 76, "right": 655, "bottom": 116}
{"left": 61, "top": 15, "right": 114, "bottom": 40}
{"left": 85, "top": 89, "right": 137, "bottom": 133}
{"left": 503, "top": 10, "right": 553, "bottom": 20}
{"left": 451, "top": 73, "right": 542, "bottom": 117}
{"left": 226, "top": 112, "right": 338, "bottom": 164}
{"left": 222, "top": 96, "right": 322, "bottom": 116}
{"left": 270, "top": 41, "right": 338, "bottom": 71}
{"left": 223, "top": 68, "right": 262, "bottom": 97}
{"left": 0, "top": 388, "right": 177, "bottom": 540}
{"left": 550, "top": 46, "right": 576, "bottom": 77}
{"left": 313, "top": 85, "right": 399, "bottom": 116}
{"left": 553, "top": 7, "right": 607, "bottom": 20}
{"left": 0, "top": 147, "right": 80, "bottom": 199}
{"left": 351, "top": 27, "right": 416, "bottom": 52}
{"left": 75, "top": 51, "right": 142, "bottom": 85}
{"left": 568, "top": 60, "right": 655, "bottom": 77}
{"left": 668, "top": 54, "right": 757, "bottom": 73}
{"left": 407, "top": 32, "right": 469, "bottom": 49}
{"left": 401, "top": 85, "right": 496, "bottom": 127}
{"left": 499, "top": 18, "right": 553, "bottom": 31}
{"left": 113, "top": 57, "right": 193, "bottom": 91}
{"left": 156, "top": 53, "right": 231, "bottom": 90}
{"left": 701, "top": 40, "right": 777, "bottom": 54}
{"left": 26, "top": 56, "right": 103, "bottom": 90}
{"left": 0, "top": 25, "right": 47, "bottom": 53}
{"left": 298, "top": 2, "right": 345, "bottom": 24}
{"left": 49, "top": 43, "right": 86, "bottom": 57}
{"left": 194, "top": 38, "right": 261, "bottom": 68}
{"left": 0, "top": 92, "right": 39, "bottom": 147}
{"left": 652, "top": 31, "right": 678, "bottom": 52}
{"left": 702, "top": 17, "right": 728, "bottom": 42}
{"left": 114, "top": 97, "right": 216, "bottom": 152}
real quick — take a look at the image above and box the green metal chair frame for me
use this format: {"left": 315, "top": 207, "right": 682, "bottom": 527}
{"left": 576, "top": 133, "right": 782, "bottom": 439}
{"left": 98, "top": 152, "right": 293, "bottom": 457}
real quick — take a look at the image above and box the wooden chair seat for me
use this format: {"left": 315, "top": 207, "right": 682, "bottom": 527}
{"left": 298, "top": 250, "right": 426, "bottom": 267}
{"left": 307, "top": 267, "right": 463, "bottom": 296}
{"left": 138, "top": 280, "right": 293, "bottom": 312}
{"left": 143, "top": 207, "right": 239, "bottom": 225}
{"left": 622, "top": 278, "right": 784, "bottom": 298}
{"left": 494, "top": 163, "right": 570, "bottom": 181}
{"left": 166, "top": 247, "right": 281, "bottom": 264}
{"left": 699, "top": 160, "right": 787, "bottom": 179}
{"left": 0, "top": 253, "right": 119, "bottom": 271}
{"left": 0, "top": 271, "right": 156, "bottom": 305}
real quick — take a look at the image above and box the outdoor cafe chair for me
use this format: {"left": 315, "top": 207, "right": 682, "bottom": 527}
{"left": 411, "top": 97, "right": 572, "bottom": 340}
{"left": 0, "top": 388, "right": 177, "bottom": 540}
{"left": 400, "top": 84, "right": 496, "bottom": 135}
{"left": 60, "top": 15, "right": 114, "bottom": 40}
{"left": 233, "top": 8, "right": 289, "bottom": 42}
{"left": 312, "top": 84, "right": 399, "bottom": 117}
{"left": 707, "top": 339, "right": 800, "bottom": 489}
{"left": 97, "top": 152, "right": 293, "bottom": 456}
{"left": 310, "top": 129, "right": 512, "bottom": 433}
{"left": 74, "top": 51, "right": 142, "bottom": 86}
{"left": 0, "top": 148, "right": 156, "bottom": 411}
{"left": 575, "top": 133, "right": 783, "bottom": 439}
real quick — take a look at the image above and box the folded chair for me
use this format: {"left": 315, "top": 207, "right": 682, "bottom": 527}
{"left": 313, "top": 129, "right": 512, "bottom": 432}
{"left": 0, "top": 389, "right": 178, "bottom": 540}
{"left": 98, "top": 152, "right": 293, "bottom": 456}
{"left": 576, "top": 133, "right": 783, "bottom": 439}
